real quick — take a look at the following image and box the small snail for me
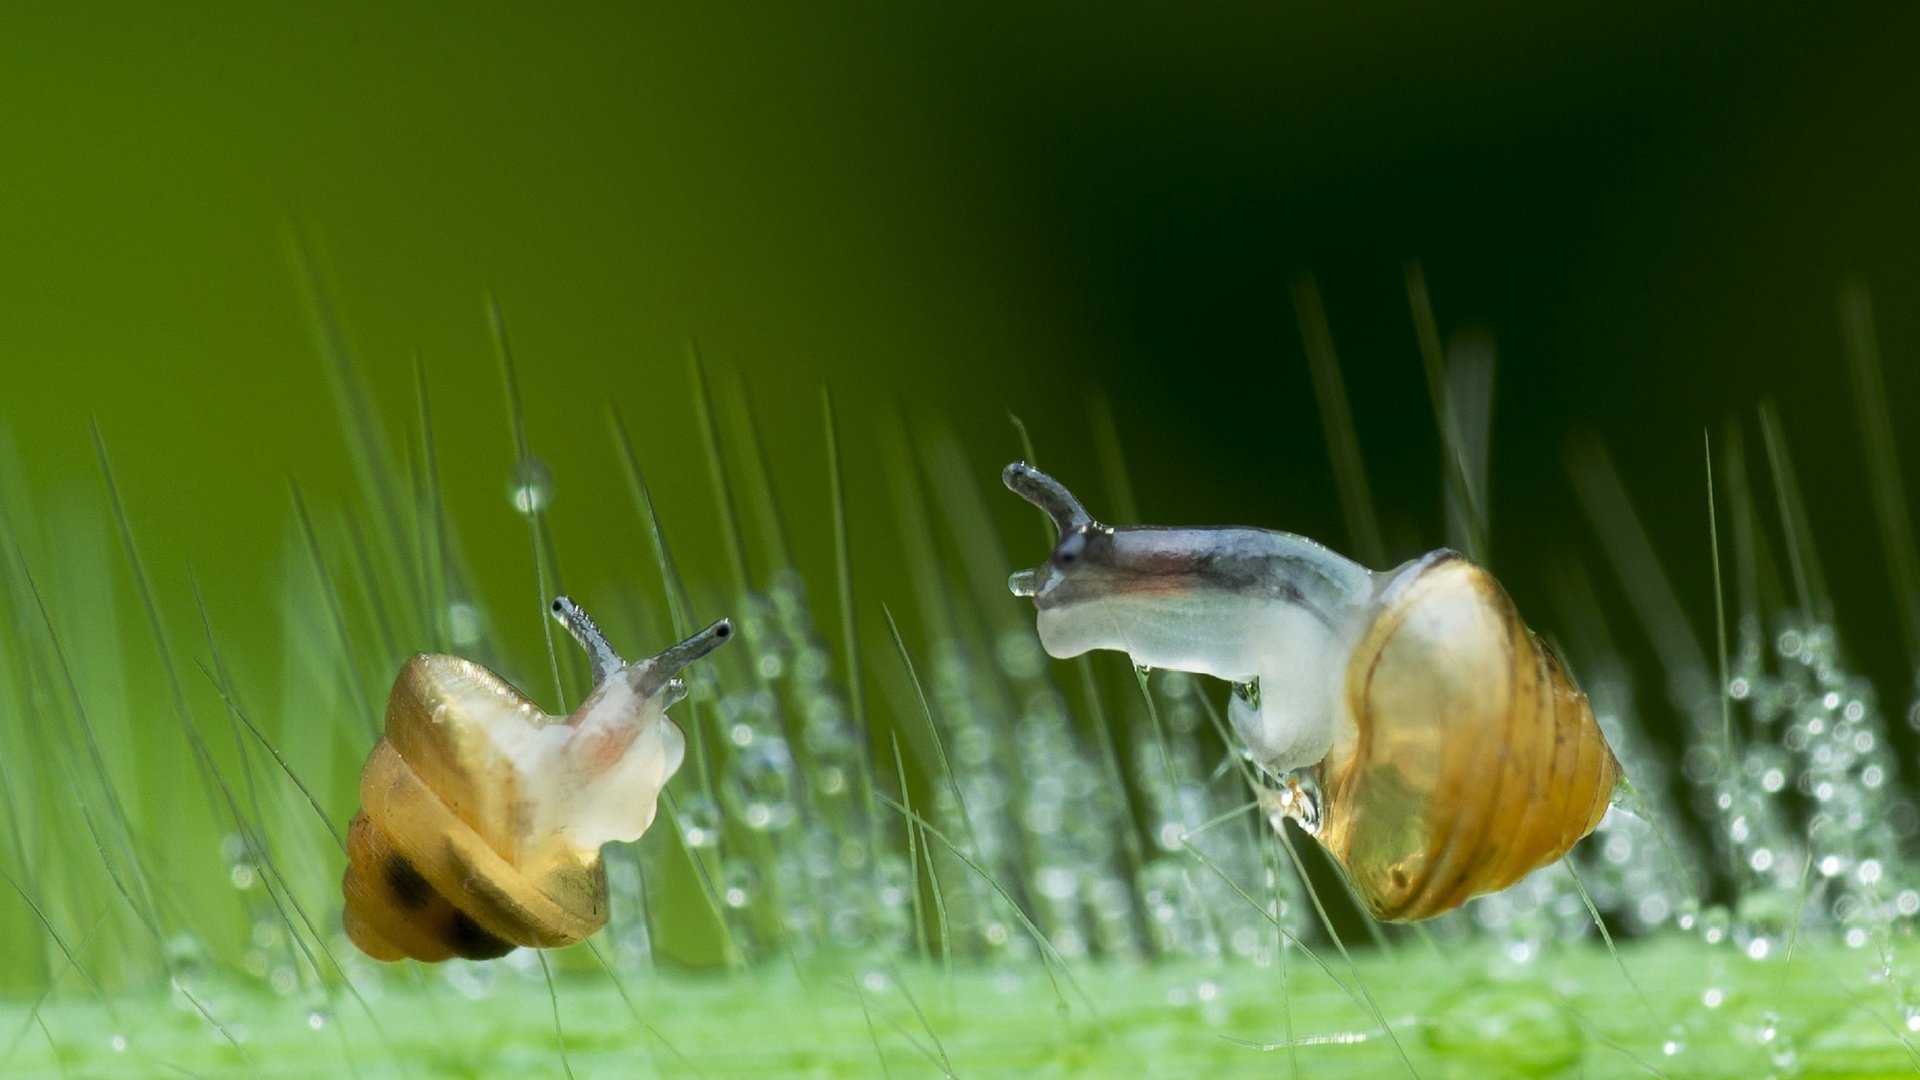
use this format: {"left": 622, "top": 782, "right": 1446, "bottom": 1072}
{"left": 342, "top": 598, "right": 732, "bottom": 962}
{"left": 1002, "top": 462, "right": 1619, "bottom": 922}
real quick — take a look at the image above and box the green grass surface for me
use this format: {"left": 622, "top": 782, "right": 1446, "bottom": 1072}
{"left": 5, "top": 939, "right": 1913, "bottom": 1078}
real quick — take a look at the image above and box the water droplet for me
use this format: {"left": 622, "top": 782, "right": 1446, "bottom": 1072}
{"left": 507, "top": 457, "right": 553, "bottom": 515}
{"left": 443, "top": 600, "right": 483, "bottom": 646}
{"left": 109, "top": 1034, "right": 128, "bottom": 1053}
{"left": 1035, "top": 866, "right": 1076, "bottom": 900}
{"left": 1702, "top": 987, "right": 1725, "bottom": 1008}
{"left": 677, "top": 794, "right": 721, "bottom": 849}
{"left": 307, "top": 1008, "right": 331, "bottom": 1031}
{"left": 1699, "top": 906, "right": 1730, "bottom": 945}
{"left": 722, "top": 862, "right": 757, "bottom": 909}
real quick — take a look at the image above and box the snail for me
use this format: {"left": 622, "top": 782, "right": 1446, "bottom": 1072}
{"left": 342, "top": 597, "right": 732, "bottom": 962}
{"left": 1002, "top": 462, "right": 1619, "bottom": 922}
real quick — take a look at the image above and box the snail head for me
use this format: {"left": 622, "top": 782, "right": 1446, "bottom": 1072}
{"left": 541, "top": 598, "right": 733, "bottom": 848}
{"left": 552, "top": 597, "right": 733, "bottom": 708}
{"left": 1003, "top": 461, "right": 1152, "bottom": 660}
{"left": 1002, "top": 461, "right": 1109, "bottom": 600}
{"left": 1002, "top": 462, "right": 1325, "bottom": 678}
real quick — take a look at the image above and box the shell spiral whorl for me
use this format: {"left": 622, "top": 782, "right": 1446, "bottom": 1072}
{"left": 1313, "top": 551, "right": 1620, "bottom": 921}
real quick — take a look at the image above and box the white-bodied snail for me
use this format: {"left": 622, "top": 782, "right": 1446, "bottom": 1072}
{"left": 342, "top": 598, "right": 731, "bottom": 962}
{"left": 1003, "top": 462, "right": 1619, "bottom": 922}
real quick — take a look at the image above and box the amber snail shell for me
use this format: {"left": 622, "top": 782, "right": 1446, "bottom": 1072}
{"left": 342, "top": 599, "right": 732, "bottom": 962}
{"left": 1003, "top": 462, "right": 1620, "bottom": 922}
{"left": 1311, "top": 550, "right": 1619, "bottom": 921}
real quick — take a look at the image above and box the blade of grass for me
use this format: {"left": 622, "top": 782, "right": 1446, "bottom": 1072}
{"left": 1839, "top": 279, "right": 1920, "bottom": 668}
{"left": 1293, "top": 274, "right": 1385, "bottom": 567}
{"left": 1756, "top": 402, "right": 1832, "bottom": 623}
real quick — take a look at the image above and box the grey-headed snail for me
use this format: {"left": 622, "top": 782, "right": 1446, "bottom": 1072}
{"left": 1002, "top": 462, "right": 1619, "bottom": 922}
{"left": 342, "top": 598, "right": 732, "bottom": 962}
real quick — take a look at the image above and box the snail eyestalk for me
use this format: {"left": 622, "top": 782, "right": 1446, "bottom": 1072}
{"left": 1003, "top": 461, "right": 1094, "bottom": 536}
{"left": 552, "top": 596, "right": 625, "bottom": 683}
{"left": 618, "top": 618, "right": 729, "bottom": 704}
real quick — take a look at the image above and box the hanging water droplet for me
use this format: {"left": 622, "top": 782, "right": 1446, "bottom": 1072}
{"left": 677, "top": 793, "right": 722, "bottom": 849}
{"left": 722, "top": 861, "right": 758, "bottom": 909}
{"left": 1034, "top": 866, "right": 1076, "bottom": 901}
{"left": 443, "top": 600, "right": 483, "bottom": 647}
{"left": 507, "top": 456, "right": 554, "bottom": 515}
{"left": 734, "top": 736, "right": 797, "bottom": 831}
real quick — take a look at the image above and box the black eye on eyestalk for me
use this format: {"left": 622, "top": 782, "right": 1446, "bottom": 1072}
{"left": 1054, "top": 531, "right": 1087, "bottom": 567}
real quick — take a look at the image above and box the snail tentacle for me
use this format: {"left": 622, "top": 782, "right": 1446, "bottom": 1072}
{"left": 552, "top": 596, "right": 624, "bottom": 683}
{"left": 1003, "top": 461, "right": 1094, "bottom": 536}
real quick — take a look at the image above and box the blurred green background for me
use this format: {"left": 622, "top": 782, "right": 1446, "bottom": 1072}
{"left": 2, "top": 2, "right": 1918, "bottom": 716}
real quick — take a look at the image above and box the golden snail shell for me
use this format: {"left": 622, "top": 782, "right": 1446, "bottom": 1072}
{"left": 1002, "top": 461, "right": 1621, "bottom": 922}
{"left": 1311, "top": 551, "right": 1620, "bottom": 922}
{"left": 342, "top": 600, "right": 731, "bottom": 962}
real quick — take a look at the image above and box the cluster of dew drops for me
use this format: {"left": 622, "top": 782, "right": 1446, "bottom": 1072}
{"left": 188, "top": 458, "right": 1920, "bottom": 1069}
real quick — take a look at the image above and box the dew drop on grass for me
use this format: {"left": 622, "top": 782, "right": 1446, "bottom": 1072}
{"left": 507, "top": 456, "right": 553, "bottom": 514}
{"left": 678, "top": 794, "right": 721, "bottom": 848}
{"left": 1662, "top": 1025, "right": 1687, "bottom": 1056}
{"left": 443, "top": 600, "right": 483, "bottom": 646}
{"left": 722, "top": 860, "right": 757, "bottom": 909}
{"left": 307, "top": 1008, "right": 331, "bottom": 1031}
{"left": 109, "top": 1034, "right": 127, "bottom": 1053}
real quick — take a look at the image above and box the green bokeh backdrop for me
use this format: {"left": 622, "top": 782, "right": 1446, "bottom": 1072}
{"left": 3, "top": 2, "right": 1918, "bottom": 780}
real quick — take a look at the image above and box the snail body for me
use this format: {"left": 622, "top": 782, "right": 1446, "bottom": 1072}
{"left": 342, "top": 599, "right": 732, "bottom": 962}
{"left": 1003, "top": 462, "right": 1619, "bottom": 922}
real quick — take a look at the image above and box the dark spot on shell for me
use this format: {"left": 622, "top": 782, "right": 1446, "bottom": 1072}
{"left": 383, "top": 855, "right": 433, "bottom": 910}
{"left": 445, "top": 911, "right": 515, "bottom": 960}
